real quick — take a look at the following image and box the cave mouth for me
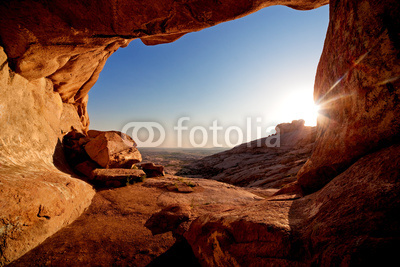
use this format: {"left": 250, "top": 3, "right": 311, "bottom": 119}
{"left": 87, "top": 5, "right": 329, "bottom": 148}
{"left": 3, "top": 0, "right": 400, "bottom": 265}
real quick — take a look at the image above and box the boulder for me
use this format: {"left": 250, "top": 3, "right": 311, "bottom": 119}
{"left": 0, "top": 170, "right": 95, "bottom": 265}
{"left": 145, "top": 205, "right": 191, "bottom": 235}
{"left": 62, "top": 129, "right": 92, "bottom": 168}
{"left": 138, "top": 162, "right": 165, "bottom": 178}
{"left": 84, "top": 131, "right": 142, "bottom": 169}
{"left": 91, "top": 168, "right": 146, "bottom": 188}
{"left": 166, "top": 183, "right": 195, "bottom": 193}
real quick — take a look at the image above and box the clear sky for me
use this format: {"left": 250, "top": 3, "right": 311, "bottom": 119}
{"left": 88, "top": 5, "right": 329, "bottom": 148}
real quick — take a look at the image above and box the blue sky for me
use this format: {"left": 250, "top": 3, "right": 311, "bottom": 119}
{"left": 88, "top": 5, "right": 329, "bottom": 148}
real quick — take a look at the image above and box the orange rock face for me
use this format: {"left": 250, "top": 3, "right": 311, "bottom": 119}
{"left": 297, "top": 0, "right": 400, "bottom": 193}
{"left": 185, "top": 144, "right": 400, "bottom": 266}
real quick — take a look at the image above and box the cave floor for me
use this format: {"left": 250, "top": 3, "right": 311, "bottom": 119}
{"left": 9, "top": 174, "right": 267, "bottom": 266}
{"left": 9, "top": 178, "right": 196, "bottom": 267}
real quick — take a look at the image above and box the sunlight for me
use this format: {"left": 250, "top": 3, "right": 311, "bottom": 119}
{"left": 273, "top": 90, "right": 319, "bottom": 126}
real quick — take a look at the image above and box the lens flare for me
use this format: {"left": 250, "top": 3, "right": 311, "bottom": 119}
{"left": 273, "top": 91, "right": 320, "bottom": 126}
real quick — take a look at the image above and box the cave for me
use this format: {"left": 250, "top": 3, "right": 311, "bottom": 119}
{"left": 0, "top": 0, "right": 399, "bottom": 265}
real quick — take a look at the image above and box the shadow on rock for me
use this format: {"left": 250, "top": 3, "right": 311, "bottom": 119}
{"left": 147, "top": 239, "right": 201, "bottom": 267}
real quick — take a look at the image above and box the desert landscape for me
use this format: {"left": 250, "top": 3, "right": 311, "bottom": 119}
{"left": 1, "top": 0, "right": 400, "bottom": 266}
{"left": 8, "top": 120, "right": 318, "bottom": 266}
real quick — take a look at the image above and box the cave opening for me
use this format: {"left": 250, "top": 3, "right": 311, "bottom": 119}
{"left": 3, "top": 1, "right": 400, "bottom": 265}
{"left": 87, "top": 5, "right": 329, "bottom": 148}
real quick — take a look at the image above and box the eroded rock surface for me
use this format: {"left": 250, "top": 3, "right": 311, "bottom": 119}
{"left": 91, "top": 168, "right": 146, "bottom": 188}
{"left": 0, "top": 45, "right": 95, "bottom": 265}
{"left": 298, "top": 0, "right": 400, "bottom": 193}
{"left": 9, "top": 176, "right": 263, "bottom": 266}
{"left": 138, "top": 162, "right": 165, "bottom": 178}
{"left": 185, "top": 144, "right": 400, "bottom": 266}
{"left": 0, "top": 169, "right": 95, "bottom": 265}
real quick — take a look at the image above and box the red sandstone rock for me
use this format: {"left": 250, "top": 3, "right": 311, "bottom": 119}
{"left": 145, "top": 205, "right": 191, "bottom": 236}
{"left": 297, "top": 0, "right": 400, "bottom": 194}
{"left": 85, "top": 131, "right": 142, "bottom": 169}
{"left": 0, "top": 47, "right": 95, "bottom": 266}
{"left": 8, "top": 183, "right": 178, "bottom": 267}
{"left": 9, "top": 176, "right": 264, "bottom": 266}
{"left": 185, "top": 144, "right": 400, "bottom": 266}
{"left": 74, "top": 160, "right": 99, "bottom": 179}
{"left": 276, "top": 119, "right": 305, "bottom": 134}
{"left": 138, "top": 162, "right": 165, "bottom": 178}
{"left": 91, "top": 168, "right": 146, "bottom": 187}
{"left": 0, "top": 169, "right": 95, "bottom": 265}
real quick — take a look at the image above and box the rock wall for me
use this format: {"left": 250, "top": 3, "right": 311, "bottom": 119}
{"left": 185, "top": 143, "right": 400, "bottom": 266}
{"left": 0, "top": 47, "right": 95, "bottom": 265}
{"left": 298, "top": 0, "right": 400, "bottom": 193}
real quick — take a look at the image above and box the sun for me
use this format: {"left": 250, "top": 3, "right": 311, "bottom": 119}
{"left": 273, "top": 91, "right": 320, "bottom": 126}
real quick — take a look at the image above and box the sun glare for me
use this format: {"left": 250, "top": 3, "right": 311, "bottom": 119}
{"left": 273, "top": 91, "right": 319, "bottom": 126}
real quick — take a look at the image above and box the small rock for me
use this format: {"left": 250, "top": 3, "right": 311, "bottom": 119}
{"left": 91, "top": 168, "right": 146, "bottom": 182}
{"left": 176, "top": 184, "right": 194, "bottom": 193}
{"left": 138, "top": 162, "right": 165, "bottom": 178}
{"left": 166, "top": 183, "right": 194, "bottom": 193}
{"left": 145, "top": 205, "right": 191, "bottom": 235}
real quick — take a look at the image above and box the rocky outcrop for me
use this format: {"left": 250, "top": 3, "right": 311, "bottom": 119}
{"left": 63, "top": 129, "right": 149, "bottom": 188}
{"left": 181, "top": 120, "right": 316, "bottom": 189}
{"left": 185, "top": 144, "right": 400, "bottom": 266}
{"left": 0, "top": 169, "right": 95, "bottom": 266}
{"left": 138, "top": 162, "right": 165, "bottom": 178}
{"left": 0, "top": 46, "right": 95, "bottom": 265}
{"left": 297, "top": 0, "right": 400, "bottom": 193}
